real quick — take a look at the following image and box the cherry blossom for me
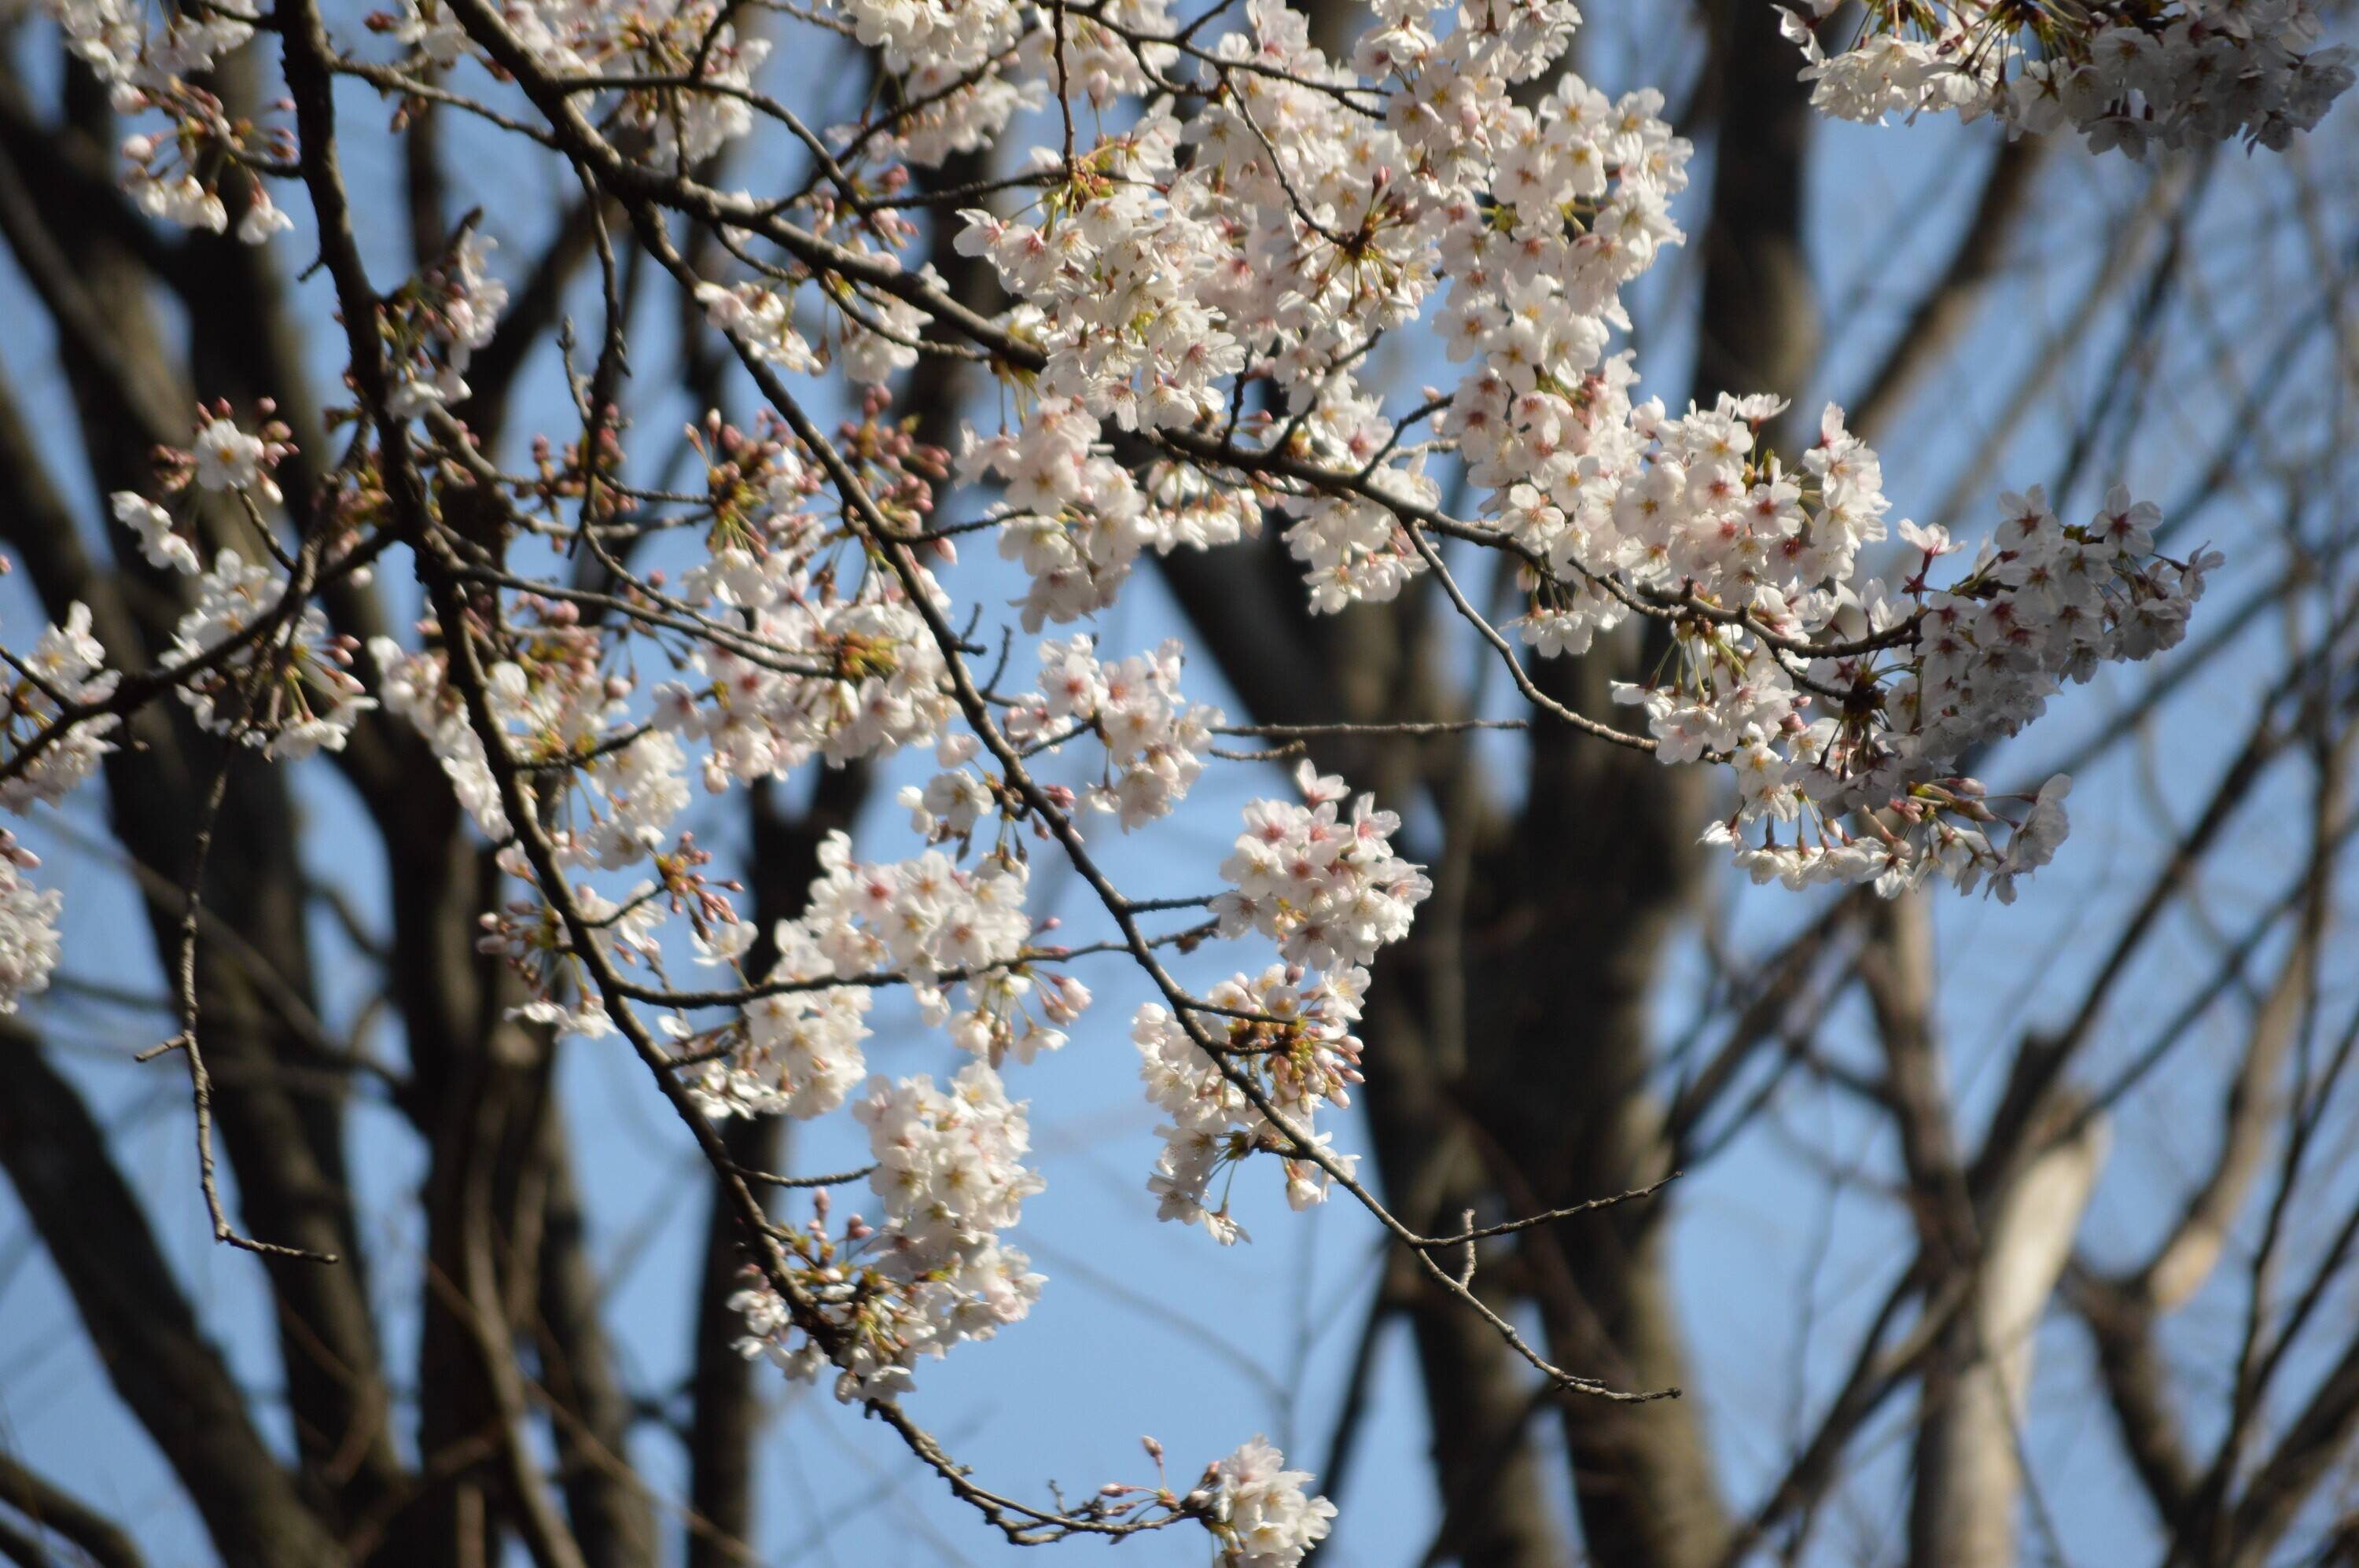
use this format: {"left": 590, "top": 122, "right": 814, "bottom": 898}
{"left": 174, "top": 552, "right": 375, "bottom": 760}
{"left": 1, "top": 605, "right": 121, "bottom": 815}
{"left": 1213, "top": 762, "right": 1430, "bottom": 973}
{"left": 1783, "top": 0, "right": 2354, "bottom": 153}
{"left": 729, "top": 1062, "right": 1045, "bottom": 1401}
{"left": 0, "top": 609, "right": 117, "bottom": 1014}
{"left": 110, "top": 493, "right": 200, "bottom": 576}
{"left": 385, "top": 226, "right": 511, "bottom": 416}
{"left": 989, "top": 636, "right": 1222, "bottom": 830}
{"left": 1136, "top": 964, "right": 1368, "bottom": 1242}
{"left": 1191, "top": 1437, "right": 1337, "bottom": 1568}
{"left": 0, "top": 834, "right": 63, "bottom": 1016}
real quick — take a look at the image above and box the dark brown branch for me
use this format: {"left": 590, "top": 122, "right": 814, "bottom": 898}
{"left": 532, "top": 1102, "right": 661, "bottom": 1568}
{"left": 2067, "top": 1268, "right": 2199, "bottom": 1525}
{"left": 0, "top": 228, "right": 404, "bottom": 1536}
{"left": 0, "top": 1452, "right": 148, "bottom": 1568}
{"left": 0, "top": 1024, "right": 348, "bottom": 1568}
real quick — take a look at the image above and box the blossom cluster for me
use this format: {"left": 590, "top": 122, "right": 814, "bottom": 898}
{"left": 1135, "top": 965, "right": 1368, "bottom": 1243}
{"left": 1129, "top": 762, "right": 1427, "bottom": 1240}
{"left": 0, "top": 835, "right": 64, "bottom": 1016}
{"left": 372, "top": 632, "right": 517, "bottom": 837}
{"left": 1191, "top": 1437, "right": 1338, "bottom": 1568}
{"left": 0, "top": 611, "right": 117, "bottom": 1013}
{"left": 171, "top": 552, "right": 374, "bottom": 761}
{"left": 374, "top": 591, "right": 642, "bottom": 845}
{"left": 946, "top": 2, "right": 1686, "bottom": 608}
{"left": 1212, "top": 763, "right": 1431, "bottom": 973}
{"left": 0, "top": 607, "right": 121, "bottom": 818}
{"left": 1783, "top": 0, "right": 2354, "bottom": 154}
{"left": 377, "top": 418, "right": 953, "bottom": 840}
{"left": 126, "top": 405, "right": 296, "bottom": 523}
{"left": 1420, "top": 242, "right": 2211, "bottom": 899}
{"left": 959, "top": 396, "right": 1260, "bottom": 631}
{"left": 1598, "top": 443, "right": 2214, "bottom": 898}
{"left": 653, "top": 565, "right": 956, "bottom": 783}
{"left": 775, "top": 831, "right": 1074, "bottom": 1066}
{"left": 730, "top": 1063, "right": 1045, "bottom": 1401}
{"left": 385, "top": 228, "right": 511, "bottom": 417}
{"left": 47, "top": 0, "right": 296, "bottom": 240}
{"left": 687, "top": 921, "right": 875, "bottom": 1121}
{"left": 982, "top": 635, "right": 1222, "bottom": 832}
{"left": 386, "top": 0, "right": 771, "bottom": 164}
{"left": 694, "top": 271, "right": 931, "bottom": 388}
{"left": 333, "top": 388, "right": 1091, "bottom": 1331}
{"left": 110, "top": 403, "right": 377, "bottom": 769}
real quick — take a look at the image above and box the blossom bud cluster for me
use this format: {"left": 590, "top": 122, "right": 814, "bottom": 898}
{"left": 730, "top": 1063, "right": 1045, "bottom": 1401}
{"left": 1783, "top": 0, "right": 2354, "bottom": 155}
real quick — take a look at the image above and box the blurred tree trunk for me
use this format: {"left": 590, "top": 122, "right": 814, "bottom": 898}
{"left": 1510, "top": 14, "right": 1813, "bottom": 1565}
{"left": 1174, "top": 4, "right": 1815, "bottom": 1564}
